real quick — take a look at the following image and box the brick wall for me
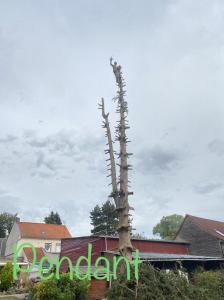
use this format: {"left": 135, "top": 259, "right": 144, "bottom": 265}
{"left": 88, "top": 279, "right": 108, "bottom": 300}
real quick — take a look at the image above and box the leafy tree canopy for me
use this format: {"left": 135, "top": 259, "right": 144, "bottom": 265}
{"left": 44, "top": 211, "right": 62, "bottom": 225}
{"left": 0, "top": 212, "right": 17, "bottom": 238}
{"left": 153, "top": 214, "right": 184, "bottom": 240}
{"left": 90, "top": 200, "right": 118, "bottom": 235}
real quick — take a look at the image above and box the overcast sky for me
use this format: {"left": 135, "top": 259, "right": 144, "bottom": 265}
{"left": 0, "top": 0, "right": 224, "bottom": 237}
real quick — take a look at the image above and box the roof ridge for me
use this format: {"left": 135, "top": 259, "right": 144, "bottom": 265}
{"left": 188, "top": 214, "right": 224, "bottom": 224}
{"left": 18, "top": 221, "right": 66, "bottom": 226}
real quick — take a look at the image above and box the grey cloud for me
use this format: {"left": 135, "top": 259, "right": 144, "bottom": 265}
{"left": 33, "top": 151, "right": 58, "bottom": 178}
{"left": 136, "top": 145, "right": 180, "bottom": 174}
{"left": 0, "top": 194, "right": 21, "bottom": 213}
{"left": 0, "top": 134, "right": 17, "bottom": 143}
{"left": 35, "top": 151, "right": 56, "bottom": 171}
{"left": 0, "top": 128, "right": 105, "bottom": 184}
{"left": 12, "top": 150, "right": 22, "bottom": 157}
{"left": 193, "top": 182, "right": 223, "bottom": 194}
{"left": 208, "top": 139, "right": 224, "bottom": 156}
{"left": 26, "top": 130, "right": 105, "bottom": 174}
{"left": 26, "top": 130, "right": 103, "bottom": 158}
{"left": 28, "top": 132, "right": 77, "bottom": 156}
{"left": 31, "top": 171, "right": 55, "bottom": 179}
{"left": 36, "top": 151, "right": 45, "bottom": 167}
{"left": 29, "top": 139, "right": 50, "bottom": 148}
{"left": 0, "top": 189, "right": 7, "bottom": 196}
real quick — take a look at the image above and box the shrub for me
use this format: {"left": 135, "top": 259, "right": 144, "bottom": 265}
{"left": 0, "top": 262, "right": 14, "bottom": 291}
{"left": 193, "top": 270, "right": 224, "bottom": 300}
{"left": 73, "top": 277, "right": 89, "bottom": 300}
{"left": 30, "top": 279, "right": 60, "bottom": 300}
{"left": 107, "top": 263, "right": 204, "bottom": 300}
{"left": 107, "top": 264, "right": 224, "bottom": 300}
{"left": 30, "top": 273, "right": 89, "bottom": 300}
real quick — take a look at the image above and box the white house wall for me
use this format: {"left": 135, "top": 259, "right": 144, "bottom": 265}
{"left": 18, "top": 238, "right": 61, "bottom": 253}
{"left": 5, "top": 222, "right": 20, "bottom": 257}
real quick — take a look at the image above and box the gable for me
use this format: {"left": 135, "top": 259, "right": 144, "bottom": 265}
{"left": 175, "top": 215, "right": 222, "bottom": 256}
{"left": 184, "top": 215, "right": 224, "bottom": 241}
{"left": 5, "top": 222, "right": 21, "bottom": 257}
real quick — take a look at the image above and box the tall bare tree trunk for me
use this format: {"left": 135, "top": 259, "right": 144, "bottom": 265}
{"left": 99, "top": 58, "right": 133, "bottom": 260}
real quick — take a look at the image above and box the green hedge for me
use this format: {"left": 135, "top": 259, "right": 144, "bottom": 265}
{"left": 30, "top": 273, "right": 89, "bottom": 300}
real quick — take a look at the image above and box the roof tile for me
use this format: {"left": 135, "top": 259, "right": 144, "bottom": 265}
{"left": 18, "top": 222, "right": 71, "bottom": 239}
{"left": 23, "top": 247, "right": 45, "bottom": 263}
{"left": 187, "top": 215, "right": 224, "bottom": 240}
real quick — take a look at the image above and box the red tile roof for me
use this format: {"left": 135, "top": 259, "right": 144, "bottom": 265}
{"left": 23, "top": 247, "right": 45, "bottom": 263}
{"left": 18, "top": 222, "right": 72, "bottom": 239}
{"left": 186, "top": 215, "right": 224, "bottom": 240}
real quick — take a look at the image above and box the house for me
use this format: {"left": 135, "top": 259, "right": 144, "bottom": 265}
{"left": 60, "top": 235, "right": 189, "bottom": 265}
{"left": 60, "top": 235, "right": 190, "bottom": 273}
{"left": 5, "top": 220, "right": 72, "bottom": 264}
{"left": 60, "top": 234, "right": 224, "bottom": 299}
{"left": 175, "top": 214, "right": 224, "bottom": 257}
{"left": 60, "top": 235, "right": 190, "bottom": 299}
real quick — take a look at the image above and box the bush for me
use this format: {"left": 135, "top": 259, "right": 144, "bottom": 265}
{"left": 30, "top": 273, "right": 89, "bottom": 300}
{"left": 193, "top": 270, "right": 224, "bottom": 300}
{"left": 0, "top": 262, "right": 14, "bottom": 291}
{"left": 107, "top": 263, "right": 205, "bottom": 300}
{"left": 30, "top": 279, "right": 60, "bottom": 300}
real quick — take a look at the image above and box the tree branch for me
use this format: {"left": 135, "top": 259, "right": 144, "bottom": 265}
{"left": 99, "top": 98, "right": 118, "bottom": 206}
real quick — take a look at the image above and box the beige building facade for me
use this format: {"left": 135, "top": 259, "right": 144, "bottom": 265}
{"left": 5, "top": 221, "right": 72, "bottom": 259}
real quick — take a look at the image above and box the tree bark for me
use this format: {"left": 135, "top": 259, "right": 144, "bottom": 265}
{"left": 99, "top": 58, "right": 133, "bottom": 260}
{"left": 99, "top": 98, "right": 118, "bottom": 207}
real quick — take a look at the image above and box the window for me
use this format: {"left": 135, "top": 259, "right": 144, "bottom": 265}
{"left": 44, "top": 243, "right": 52, "bottom": 252}
{"left": 55, "top": 242, "right": 61, "bottom": 253}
